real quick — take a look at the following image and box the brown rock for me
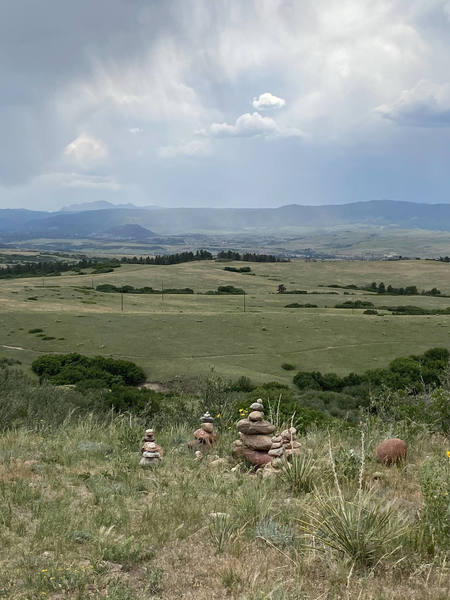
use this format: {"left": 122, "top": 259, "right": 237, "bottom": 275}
{"left": 239, "top": 433, "right": 273, "bottom": 451}
{"left": 242, "top": 447, "right": 272, "bottom": 466}
{"left": 237, "top": 419, "right": 276, "bottom": 435}
{"left": 283, "top": 441, "right": 301, "bottom": 450}
{"left": 248, "top": 411, "right": 264, "bottom": 422}
{"left": 271, "top": 435, "right": 282, "bottom": 443}
{"left": 271, "top": 442, "right": 282, "bottom": 449}
{"left": 268, "top": 447, "right": 284, "bottom": 457}
{"left": 201, "top": 422, "right": 214, "bottom": 433}
{"left": 375, "top": 438, "right": 407, "bottom": 465}
{"left": 232, "top": 440, "right": 244, "bottom": 459}
{"left": 194, "top": 428, "right": 217, "bottom": 445}
{"left": 141, "top": 442, "right": 164, "bottom": 456}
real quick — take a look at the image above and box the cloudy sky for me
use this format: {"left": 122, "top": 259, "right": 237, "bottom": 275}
{"left": 2, "top": 0, "right": 450, "bottom": 210}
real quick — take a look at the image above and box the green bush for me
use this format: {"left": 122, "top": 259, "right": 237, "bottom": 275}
{"left": 281, "top": 363, "right": 296, "bottom": 371}
{"left": 31, "top": 353, "right": 146, "bottom": 387}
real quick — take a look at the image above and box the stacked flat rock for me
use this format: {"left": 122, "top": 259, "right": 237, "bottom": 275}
{"left": 280, "top": 427, "right": 301, "bottom": 458}
{"left": 232, "top": 400, "right": 275, "bottom": 467}
{"left": 140, "top": 429, "right": 164, "bottom": 467}
{"left": 189, "top": 412, "right": 218, "bottom": 450}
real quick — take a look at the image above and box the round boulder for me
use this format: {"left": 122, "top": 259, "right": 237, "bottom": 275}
{"left": 375, "top": 438, "right": 407, "bottom": 465}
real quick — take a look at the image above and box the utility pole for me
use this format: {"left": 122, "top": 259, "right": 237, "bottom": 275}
{"left": 91, "top": 278, "right": 94, "bottom": 289}
{"left": 42, "top": 278, "right": 45, "bottom": 288}
{"left": 121, "top": 292, "right": 124, "bottom": 312}
{"left": 161, "top": 280, "right": 164, "bottom": 306}
{"left": 243, "top": 292, "right": 246, "bottom": 313}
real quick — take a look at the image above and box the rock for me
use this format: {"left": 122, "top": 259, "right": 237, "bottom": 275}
{"left": 283, "top": 441, "right": 301, "bottom": 450}
{"left": 239, "top": 433, "right": 273, "bottom": 451}
{"left": 242, "top": 447, "right": 273, "bottom": 466}
{"left": 194, "top": 428, "right": 217, "bottom": 444}
{"left": 141, "top": 442, "right": 164, "bottom": 456}
{"left": 250, "top": 402, "right": 264, "bottom": 411}
{"left": 201, "top": 422, "right": 214, "bottom": 433}
{"left": 231, "top": 463, "right": 242, "bottom": 473}
{"left": 200, "top": 411, "right": 214, "bottom": 423}
{"left": 271, "top": 435, "right": 282, "bottom": 443}
{"left": 375, "top": 438, "right": 407, "bottom": 465}
{"left": 259, "top": 464, "right": 278, "bottom": 478}
{"left": 237, "top": 420, "right": 276, "bottom": 435}
{"left": 248, "top": 411, "right": 264, "bottom": 422}
{"left": 268, "top": 447, "right": 284, "bottom": 457}
{"left": 232, "top": 440, "right": 244, "bottom": 459}
{"left": 142, "top": 451, "right": 160, "bottom": 458}
{"left": 140, "top": 456, "right": 160, "bottom": 467}
{"left": 271, "top": 442, "right": 282, "bottom": 449}
{"left": 194, "top": 451, "right": 203, "bottom": 461}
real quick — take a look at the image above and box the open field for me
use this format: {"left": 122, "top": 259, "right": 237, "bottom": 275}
{"left": 1, "top": 258, "right": 449, "bottom": 383}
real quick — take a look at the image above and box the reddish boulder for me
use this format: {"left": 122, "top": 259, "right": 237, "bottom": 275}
{"left": 242, "top": 447, "right": 273, "bottom": 467}
{"left": 239, "top": 433, "right": 272, "bottom": 451}
{"left": 375, "top": 438, "right": 407, "bottom": 465}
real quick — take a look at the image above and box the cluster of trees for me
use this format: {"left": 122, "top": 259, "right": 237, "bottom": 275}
{"left": 325, "top": 282, "right": 442, "bottom": 296}
{"left": 32, "top": 353, "right": 146, "bottom": 388}
{"left": 335, "top": 300, "right": 375, "bottom": 309}
{"left": 277, "top": 284, "right": 307, "bottom": 294}
{"left": 205, "top": 285, "right": 245, "bottom": 295}
{"left": 385, "top": 305, "right": 450, "bottom": 315}
{"left": 293, "top": 347, "right": 449, "bottom": 399}
{"left": 223, "top": 266, "right": 252, "bottom": 273}
{"left": 0, "top": 258, "right": 120, "bottom": 279}
{"left": 96, "top": 284, "right": 194, "bottom": 294}
{"left": 285, "top": 302, "right": 318, "bottom": 308}
{"left": 120, "top": 250, "right": 213, "bottom": 265}
{"left": 217, "top": 251, "right": 289, "bottom": 262}
{"left": 366, "top": 281, "right": 441, "bottom": 296}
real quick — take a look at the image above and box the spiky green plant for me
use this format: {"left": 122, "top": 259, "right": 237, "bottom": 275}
{"left": 277, "top": 453, "right": 318, "bottom": 494}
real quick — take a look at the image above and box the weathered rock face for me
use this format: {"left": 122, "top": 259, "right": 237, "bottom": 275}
{"left": 239, "top": 433, "right": 273, "bottom": 452}
{"left": 375, "top": 438, "right": 407, "bottom": 465}
{"left": 237, "top": 420, "right": 276, "bottom": 435}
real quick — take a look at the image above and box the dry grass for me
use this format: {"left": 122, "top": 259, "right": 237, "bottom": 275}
{"left": 0, "top": 415, "right": 448, "bottom": 599}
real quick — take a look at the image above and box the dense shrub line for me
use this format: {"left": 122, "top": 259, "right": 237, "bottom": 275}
{"left": 0, "top": 258, "right": 121, "bottom": 279}
{"left": 324, "top": 281, "right": 443, "bottom": 296}
{"left": 121, "top": 250, "right": 213, "bottom": 265}
{"left": 96, "top": 284, "right": 194, "bottom": 294}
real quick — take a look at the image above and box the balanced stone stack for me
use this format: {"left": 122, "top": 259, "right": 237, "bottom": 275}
{"left": 232, "top": 400, "right": 275, "bottom": 467}
{"left": 140, "top": 428, "right": 164, "bottom": 467}
{"left": 280, "top": 426, "right": 301, "bottom": 458}
{"left": 189, "top": 412, "right": 217, "bottom": 450}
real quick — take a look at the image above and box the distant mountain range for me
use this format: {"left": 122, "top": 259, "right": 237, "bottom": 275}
{"left": 1, "top": 200, "right": 450, "bottom": 239}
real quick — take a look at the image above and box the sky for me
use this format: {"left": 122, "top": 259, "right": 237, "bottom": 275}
{"left": 1, "top": 0, "right": 450, "bottom": 211}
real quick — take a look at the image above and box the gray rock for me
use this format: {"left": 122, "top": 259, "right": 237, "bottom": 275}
{"left": 237, "top": 419, "right": 276, "bottom": 435}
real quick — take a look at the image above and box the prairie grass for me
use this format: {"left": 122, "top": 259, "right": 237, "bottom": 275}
{"left": 0, "top": 412, "right": 448, "bottom": 598}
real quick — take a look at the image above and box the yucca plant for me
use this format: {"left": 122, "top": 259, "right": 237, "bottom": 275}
{"left": 303, "top": 490, "right": 408, "bottom": 568}
{"left": 301, "top": 434, "right": 408, "bottom": 569}
{"left": 277, "top": 453, "right": 318, "bottom": 494}
{"left": 208, "top": 514, "right": 239, "bottom": 554}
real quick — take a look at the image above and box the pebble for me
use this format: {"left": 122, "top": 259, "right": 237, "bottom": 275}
{"left": 250, "top": 402, "right": 264, "bottom": 411}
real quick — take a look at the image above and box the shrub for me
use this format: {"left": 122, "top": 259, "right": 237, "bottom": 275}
{"left": 364, "top": 309, "right": 378, "bottom": 315}
{"left": 31, "top": 353, "right": 146, "bottom": 387}
{"left": 281, "top": 363, "right": 296, "bottom": 371}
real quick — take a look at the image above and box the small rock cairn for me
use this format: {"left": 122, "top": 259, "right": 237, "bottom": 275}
{"left": 189, "top": 411, "right": 217, "bottom": 450}
{"left": 140, "top": 428, "right": 164, "bottom": 467}
{"left": 232, "top": 400, "right": 275, "bottom": 467}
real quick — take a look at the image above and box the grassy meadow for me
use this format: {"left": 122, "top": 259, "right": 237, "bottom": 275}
{"left": 1, "top": 258, "right": 450, "bottom": 383}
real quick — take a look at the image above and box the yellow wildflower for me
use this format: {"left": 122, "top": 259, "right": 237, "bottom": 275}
{"left": 446, "top": 450, "right": 450, "bottom": 458}
{"left": 41, "top": 569, "right": 47, "bottom": 573}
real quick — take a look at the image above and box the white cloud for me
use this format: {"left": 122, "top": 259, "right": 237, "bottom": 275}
{"left": 252, "top": 93, "right": 286, "bottom": 110}
{"left": 208, "top": 112, "right": 303, "bottom": 139}
{"left": 129, "top": 127, "right": 143, "bottom": 134}
{"left": 376, "top": 80, "right": 450, "bottom": 127}
{"left": 63, "top": 133, "right": 108, "bottom": 167}
{"left": 37, "top": 172, "right": 120, "bottom": 190}
{"left": 158, "top": 139, "right": 211, "bottom": 158}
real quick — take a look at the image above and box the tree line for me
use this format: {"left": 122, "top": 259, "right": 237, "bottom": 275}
{"left": 0, "top": 258, "right": 120, "bottom": 279}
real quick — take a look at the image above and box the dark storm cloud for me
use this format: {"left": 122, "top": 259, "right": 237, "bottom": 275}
{"left": 1, "top": 1, "right": 450, "bottom": 208}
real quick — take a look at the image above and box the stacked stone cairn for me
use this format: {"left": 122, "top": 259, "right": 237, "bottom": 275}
{"left": 232, "top": 400, "right": 275, "bottom": 467}
{"left": 279, "top": 426, "right": 301, "bottom": 458}
{"left": 189, "top": 411, "right": 217, "bottom": 450}
{"left": 140, "top": 428, "right": 164, "bottom": 467}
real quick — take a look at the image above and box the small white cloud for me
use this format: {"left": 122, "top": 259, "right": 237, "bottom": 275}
{"left": 208, "top": 112, "right": 302, "bottom": 139}
{"left": 158, "top": 139, "right": 211, "bottom": 158}
{"left": 64, "top": 133, "right": 108, "bottom": 167}
{"left": 38, "top": 172, "right": 120, "bottom": 191}
{"left": 252, "top": 92, "right": 286, "bottom": 110}
{"left": 376, "top": 80, "right": 450, "bottom": 127}
{"left": 129, "top": 127, "right": 143, "bottom": 134}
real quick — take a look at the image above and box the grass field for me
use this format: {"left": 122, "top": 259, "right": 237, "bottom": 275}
{"left": 1, "top": 258, "right": 450, "bottom": 383}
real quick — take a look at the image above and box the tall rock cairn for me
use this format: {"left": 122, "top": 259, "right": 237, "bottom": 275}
{"left": 140, "top": 428, "right": 164, "bottom": 467}
{"left": 189, "top": 411, "right": 217, "bottom": 450}
{"left": 232, "top": 400, "right": 275, "bottom": 467}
